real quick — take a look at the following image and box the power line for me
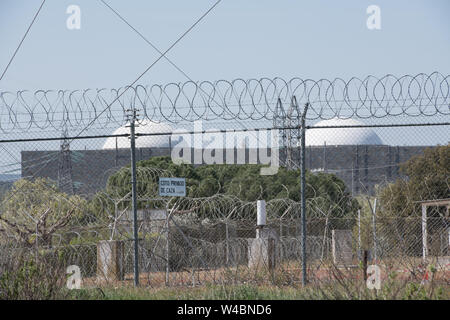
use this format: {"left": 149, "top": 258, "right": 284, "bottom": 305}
{"left": 0, "top": 0, "right": 46, "bottom": 82}
{"left": 99, "top": 0, "right": 193, "bottom": 82}
{"left": 73, "top": 0, "right": 223, "bottom": 141}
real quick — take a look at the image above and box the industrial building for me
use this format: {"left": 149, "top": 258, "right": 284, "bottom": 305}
{"left": 21, "top": 119, "right": 430, "bottom": 196}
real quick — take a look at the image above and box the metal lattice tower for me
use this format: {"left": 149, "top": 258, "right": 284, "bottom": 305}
{"left": 273, "top": 98, "right": 287, "bottom": 165}
{"left": 57, "top": 129, "right": 74, "bottom": 195}
{"left": 286, "top": 96, "right": 301, "bottom": 169}
{"left": 273, "top": 97, "right": 301, "bottom": 170}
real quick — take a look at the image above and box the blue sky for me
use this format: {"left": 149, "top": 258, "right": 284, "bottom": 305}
{"left": 0, "top": 0, "right": 448, "bottom": 152}
{"left": 1, "top": 0, "right": 449, "bottom": 91}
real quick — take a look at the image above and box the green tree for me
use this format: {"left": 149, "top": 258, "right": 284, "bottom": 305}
{"left": 377, "top": 145, "right": 449, "bottom": 256}
{"left": 0, "top": 178, "right": 87, "bottom": 247}
{"left": 378, "top": 145, "right": 449, "bottom": 217}
{"left": 98, "top": 156, "right": 358, "bottom": 219}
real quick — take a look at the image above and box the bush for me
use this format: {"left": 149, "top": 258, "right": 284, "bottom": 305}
{"left": 0, "top": 250, "right": 68, "bottom": 300}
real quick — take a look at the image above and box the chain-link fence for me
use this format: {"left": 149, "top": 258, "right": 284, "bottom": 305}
{"left": 0, "top": 73, "right": 449, "bottom": 299}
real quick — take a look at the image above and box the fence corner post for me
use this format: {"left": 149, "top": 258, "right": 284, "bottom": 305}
{"left": 127, "top": 108, "right": 140, "bottom": 287}
{"left": 300, "top": 100, "right": 309, "bottom": 286}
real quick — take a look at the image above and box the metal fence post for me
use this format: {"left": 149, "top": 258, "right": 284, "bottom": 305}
{"left": 165, "top": 215, "right": 170, "bottom": 286}
{"left": 363, "top": 250, "right": 368, "bottom": 281}
{"left": 358, "top": 209, "right": 361, "bottom": 260}
{"left": 127, "top": 108, "right": 139, "bottom": 286}
{"left": 225, "top": 219, "right": 229, "bottom": 266}
{"left": 372, "top": 198, "right": 377, "bottom": 263}
{"left": 300, "top": 101, "right": 309, "bottom": 286}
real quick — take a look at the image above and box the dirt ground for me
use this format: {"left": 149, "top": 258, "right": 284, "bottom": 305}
{"left": 82, "top": 258, "right": 450, "bottom": 289}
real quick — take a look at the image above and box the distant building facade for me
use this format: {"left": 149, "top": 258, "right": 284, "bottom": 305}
{"left": 20, "top": 119, "right": 434, "bottom": 196}
{"left": 21, "top": 144, "right": 429, "bottom": 196}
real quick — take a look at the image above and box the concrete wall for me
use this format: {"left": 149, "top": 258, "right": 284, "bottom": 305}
{"left": 21, "top": 145, "right": 430, "bottom": 196}
{"left": 302, "top": 145, "right": 428, "bottom": 195}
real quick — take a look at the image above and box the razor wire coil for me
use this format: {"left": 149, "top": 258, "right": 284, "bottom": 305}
{"left": 1, "top": 72, "right": 449, "bottom": 133}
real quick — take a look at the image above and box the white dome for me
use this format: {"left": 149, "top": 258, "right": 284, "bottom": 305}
{"left": 305, "top": 118, "right": 383, "bottom": 146}
{"left": 102, "top": 120, "right": 173, "bottom": 149}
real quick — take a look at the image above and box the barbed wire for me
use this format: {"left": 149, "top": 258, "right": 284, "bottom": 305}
{"left": 1, "top": 72, "right": 448, "bottom": 133}
{"left": 1, "top": 162, "right": 448, "bottom": 293}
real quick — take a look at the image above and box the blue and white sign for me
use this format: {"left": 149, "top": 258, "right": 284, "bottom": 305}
{"left": 159, "top": 177, "right": 186, "bottom": 197}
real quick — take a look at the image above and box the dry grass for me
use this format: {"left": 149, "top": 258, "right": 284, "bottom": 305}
{"left": 81, "top": 257, "right": 450, "bottom": 291}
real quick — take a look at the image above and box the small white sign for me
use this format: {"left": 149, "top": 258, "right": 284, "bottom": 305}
{"left": 159, "top": 177, "right": 186, "bottom": 197}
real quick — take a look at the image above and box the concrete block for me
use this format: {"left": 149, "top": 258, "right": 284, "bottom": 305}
{"left": 248, "top": 238, "right": 276, "bottom": 271}
{"left": 248, "top": 227, "right": 279, "bottom": 270}
{"left": 256, "top": 227, "right": 279, "bottom": 240}
{"left": 332, "top": 229, "right": 353, "bottom": 266}
{"left": 97, "top": 240, "right": 124, "bottom": 281}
